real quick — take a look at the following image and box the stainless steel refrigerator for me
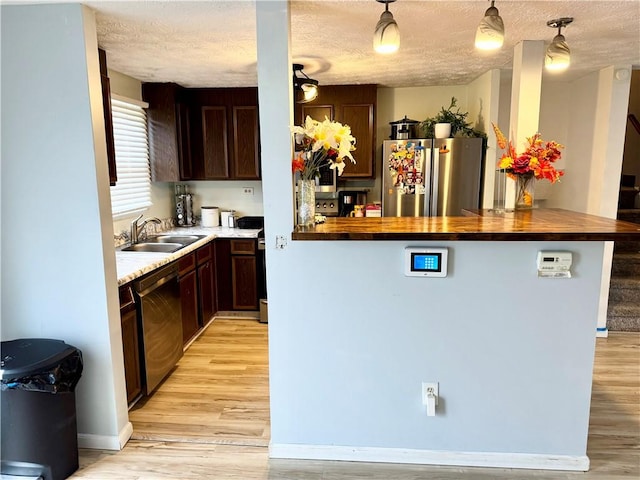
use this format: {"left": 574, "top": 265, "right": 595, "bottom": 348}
{"left": 382, "top": 138, "right": 484, "bottom": 217}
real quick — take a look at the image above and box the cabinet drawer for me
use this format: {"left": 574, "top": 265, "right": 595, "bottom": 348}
{"left": 230, "top": 239, "right": 255, "bottom": 255}
{"left": 196, "top": 242, "right": 213, "bottom": 265}
{"left": 178, "top": 252, "right": 196, "bottom": 276}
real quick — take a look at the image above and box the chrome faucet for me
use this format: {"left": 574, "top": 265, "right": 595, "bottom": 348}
{"left": 130, "top": 214, "right": 162, "bottom": 244}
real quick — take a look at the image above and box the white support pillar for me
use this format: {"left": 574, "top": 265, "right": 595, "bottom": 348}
{"left": 505, "top": 41, "right": 545, "bottom": 209}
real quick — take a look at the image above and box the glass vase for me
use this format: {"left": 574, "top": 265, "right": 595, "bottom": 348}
{"left": 515, "top": 175, "right": 536, "bottom": 209}
{"left": 297, "top": 179, "right": 316, "bottom": 227}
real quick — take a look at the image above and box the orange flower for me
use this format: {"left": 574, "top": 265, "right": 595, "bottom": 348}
{"left": 292, "top": 152, "right": 305, "bottom": 173}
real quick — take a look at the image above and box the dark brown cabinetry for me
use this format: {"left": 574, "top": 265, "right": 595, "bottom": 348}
{"left": 143, "top": 85, "right": 261, "bottom": 181}
{"left": 177, "top": 241, "right": 217, "bottom": 346}
{"left": 215, "top": 239, "right": 258, "bottom": 311}
{"left": 191, "top": 88, "right": 261, "bottom": 180}
{"left": 178, "top": 253, "right": 199, "bottom": 345}
{"left": 295, "top": 85, "right": 376, "bottom": 178}
{"left": 196, "top": 242, "right": 216, "bottom": 325}
{"left": 119, "top": 284, "right": 141, "bottom": 404}
{"left": 99, "top": 49, "right": 117, "bottom": 186}
{"left": 142, "top": 83, "right": 192, "bottom": 182}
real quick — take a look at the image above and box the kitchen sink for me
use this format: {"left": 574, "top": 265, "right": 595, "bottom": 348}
{"left": 145, "top": 235, "right": 206, "bottom": 244}
{"left": 120, "top": 234, "right": 207, "bottom": 253}
{"left": 121, "top": 242, "right": 184, "bottom": 253}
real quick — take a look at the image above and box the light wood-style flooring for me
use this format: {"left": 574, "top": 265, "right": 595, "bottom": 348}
{"left": 73, "top": 324, "right": 639, "bottom": 479}
{"left": 129, "top": 318, "right": 270, "bottom": 446}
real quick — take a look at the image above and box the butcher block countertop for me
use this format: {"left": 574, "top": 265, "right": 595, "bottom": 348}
{"left": 292, "top": 209, "right": 640, "bottom": 241}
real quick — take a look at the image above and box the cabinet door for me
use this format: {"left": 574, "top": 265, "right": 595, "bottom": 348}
{"left": 119, "top": 285, "right": 141, "bottom": 404}
{"left": 99, "top": 49, "right": 117, "bottom": 186}
{"left": 180, "top": 269, "right": 199, "bottom": 345}
{"left": 142, "top": 83, "right": 182, "bottom": 182}
{"left": 121, "top": 308, "right": 141, "bottom": 404}
{"left": 176, "top": 102, "right": 193, "bottom": 180}
{"left": 340, "top": 104, "right": 374, "bottom": 178}
{"left": 231, "top": 255, "right": 258, "bottom": 310}
{"left": 202, "top": 106, "right": 229, "bottom": 179}
{"left": 232, "top": 106, "right": 260, "bottom": 179}
{"left": 214, "top": 239, "right": 233, "bottom": 311}
{"left": 198, "top": 260, "right": 215, "bottom": 325}
{"left": 300, "top": 105, "right": 334, "bottom": 124}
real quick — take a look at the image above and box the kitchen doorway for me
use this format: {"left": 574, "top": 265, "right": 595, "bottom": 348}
{"left": 127, "top": 318, "right": 270, "bottom": 446}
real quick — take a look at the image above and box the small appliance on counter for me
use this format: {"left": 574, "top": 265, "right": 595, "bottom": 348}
{"left": 339, "top": 190, "right": 368, "bottom": 217}
{"left": 389, "top": 116, "right": 421, "bottom": 140}
{"left": 175, "top": 184, "right": 195, "bottom": 227}
{"left": 201, "top": 206, "right": 219, "bottom": 227}
{"left": 221, "top": 210, "right": 237, "bottom": 228}
{"left": 236, "top": 216, "right": 264, "bottom": 230}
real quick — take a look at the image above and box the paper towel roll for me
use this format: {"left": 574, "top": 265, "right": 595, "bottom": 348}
{"left": 201, "top": 206, "right": 219, "bottom": 227}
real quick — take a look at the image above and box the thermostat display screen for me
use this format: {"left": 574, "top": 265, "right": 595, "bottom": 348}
{"left": 405, "top": 247, "right": 448, "bottom": 277}
{"left": 412, "top": 253, "right": 441, "bottom": 272}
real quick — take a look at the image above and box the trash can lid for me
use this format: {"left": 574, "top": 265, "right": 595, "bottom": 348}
{"left": 1, "top": 338, "right": 79, "bottom": 379}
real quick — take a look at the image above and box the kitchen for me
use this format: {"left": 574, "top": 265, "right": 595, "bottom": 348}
{"left": 2, "top": 0, "right": 640, "bottom": 478}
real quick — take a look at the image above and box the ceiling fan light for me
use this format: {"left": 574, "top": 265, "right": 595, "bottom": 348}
{"left": 475, "top": 6, "right": 504, "bottom": 50}
{"left": 292, "top": 63, "right": 319, "bottom": 104}
{"left": 300, "top": 83, "right": 318, "bottom": 102}
{"left": 373, "top": 6, "right": 400, "bottom": 54}
{"left": 545, "top": 34, "right": 571, "bottom": 71}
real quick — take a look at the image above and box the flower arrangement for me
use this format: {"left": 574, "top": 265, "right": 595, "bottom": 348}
{"left": 291, "top": 116, "right": 356, "bottom": 180}
{"left": 492, "top": 122, "right": 564, "bottom": 183}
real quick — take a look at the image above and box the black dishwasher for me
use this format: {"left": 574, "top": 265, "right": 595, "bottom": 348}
{"left": 133, "top": 262, "right": 183, "bottom": 394}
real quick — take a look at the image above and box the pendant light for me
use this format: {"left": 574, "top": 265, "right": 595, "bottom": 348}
{"left": 475, "top": 0, "right": 504, "bottom": 50}
{"left": 373, "top": 0, "right": 400, "bottom": 54}
{"left": 545, "top": 18, "right": 574, "bottom": 72}
{"left": 292, "top": 63, "right": 319, "bottom": 103}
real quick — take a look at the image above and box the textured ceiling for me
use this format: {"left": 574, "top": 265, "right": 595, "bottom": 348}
{"left": 88, "top": 0, "right": 640, "bottom": 88}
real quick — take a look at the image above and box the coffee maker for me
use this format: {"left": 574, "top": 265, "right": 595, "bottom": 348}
{"left": 175, "top": 184, "right": 195, "bottom": 227}
{"left": 338, "top": 190, "right": 367, "bottom": 217}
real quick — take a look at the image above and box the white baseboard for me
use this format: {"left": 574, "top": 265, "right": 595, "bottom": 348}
{"left": 269, "top": 443, "right": 590, "bottom": 472}
{"left": 78, "top": 422, "right": 133, "bottom": 451}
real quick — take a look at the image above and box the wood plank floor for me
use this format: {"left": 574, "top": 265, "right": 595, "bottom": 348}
{"left": 128, "top": 318, "right": 270, "bottom": 446}
{"left": 73, "top": 326, "right": 639, "bottom": 479}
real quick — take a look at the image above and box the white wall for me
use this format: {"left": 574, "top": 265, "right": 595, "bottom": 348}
{"left": 257, "top": 1, "right": 601, "bottom": 469}
{"left": 1, "top": 4, "right": 130, "bottom": 449}
{"left": 186, "top": 180, "right": 264, "bottom": 219}
{"left": 467, "top": 70, "right": 501, "bottom": 208}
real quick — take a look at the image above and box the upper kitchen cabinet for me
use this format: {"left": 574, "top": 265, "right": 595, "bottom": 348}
{"left": 295, "top": 85, "right": 376, "bottom": 178}
{"left": 142, "top": 83, "right": 192, "bottom": 182}
{"left": 189, "top": 88, "right": 261, "bottom": 180}
{"left": 99, "top": 49, "right": 117, "bottom": 186}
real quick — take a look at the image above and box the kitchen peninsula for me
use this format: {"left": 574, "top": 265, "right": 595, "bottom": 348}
{"left": 272, "top": 208, "right": 639, "bottom": 471}
{"left": 292, "top": 209, "right": 640, "bottom": 241}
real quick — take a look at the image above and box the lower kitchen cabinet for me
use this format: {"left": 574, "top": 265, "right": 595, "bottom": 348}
{"left": 119, "top": 284, "right": 142, "bottom": 404}
{"left": 178, "top": 253, "right": 199, "bottom": 345}
{"left": 197, "top": 242, "right": 216, "bottom": 325}
{"left": 215, "top": 239, "right": 258, "bottom": 311}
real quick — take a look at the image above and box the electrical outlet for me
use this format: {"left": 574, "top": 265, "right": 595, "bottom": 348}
{"left": 275, "top": 235, "right": 287, "bottom": 249}
{"left": 242, "top": 187, "right": 254, "bottom": 195}
{"left": 422, "top": 382, "right": 439, "bottom": 406}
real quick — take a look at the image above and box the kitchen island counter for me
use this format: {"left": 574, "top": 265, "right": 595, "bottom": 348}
{"left": 292, "top": 208, "right": 640, "bottom": 241}
{"left": 116, "top": 225, "right": 261, "bottom": 286}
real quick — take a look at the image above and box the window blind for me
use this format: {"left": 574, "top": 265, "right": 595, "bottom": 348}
{"left": 110, "top": 97, "right": 151, "bottom": 218}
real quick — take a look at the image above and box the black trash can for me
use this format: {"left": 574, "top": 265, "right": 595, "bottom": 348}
{"left": 1, "top": 338, "right": 83, "bottom": 480}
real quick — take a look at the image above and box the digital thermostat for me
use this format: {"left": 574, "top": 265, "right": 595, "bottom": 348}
{"left": 537, "top": 251, "right": 572, "bottom": 278}
{"left": 405, "top": 247, "right": 448, "bottom": 277}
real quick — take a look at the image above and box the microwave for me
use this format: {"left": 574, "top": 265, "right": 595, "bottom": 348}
{"left": 315, "top": 162, "right": 337, "bottom": 193}
{"left": 295, "top": 163, "right": 337, "bottom": 193}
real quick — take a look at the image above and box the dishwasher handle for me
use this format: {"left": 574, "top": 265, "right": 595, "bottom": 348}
{"left": 134, "top": 262, "right": 179, "bottom": 296}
